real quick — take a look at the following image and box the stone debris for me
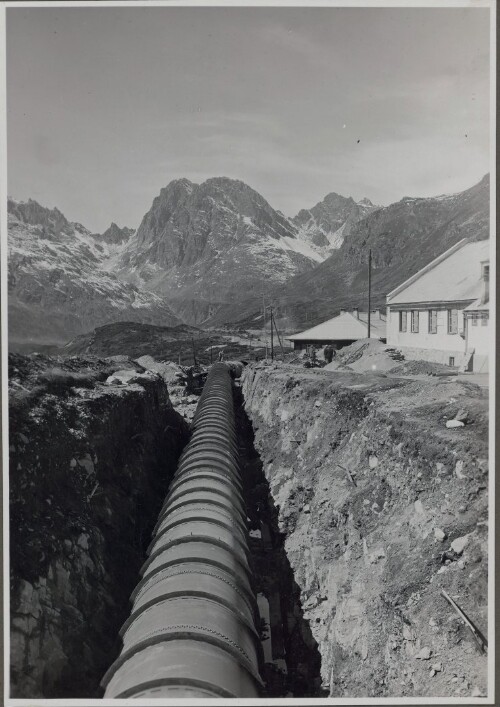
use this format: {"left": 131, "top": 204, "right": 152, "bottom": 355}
{"left": 415, "top": 646, "right": 432, "bottom": 660}
{"left": 454, "top": 408, "right": 469, "bottom": 423}
{"left": 455, "top": 460, "right": 466, "bottom": 478}
{"left": 434, "top": 527, "right": 446, "bottom": 542}
{"left": 451, "top": 535, "right": 469, "bottom": 555}
{"left": 368, "top": 547, "right": 386, "bottom": 564}
{"left": 414, "top": 499, "right": 425, "bottom": 514}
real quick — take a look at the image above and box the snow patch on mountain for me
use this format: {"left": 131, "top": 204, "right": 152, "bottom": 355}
{"left": 7, "top": 198, "right": 181, "bottom": 346}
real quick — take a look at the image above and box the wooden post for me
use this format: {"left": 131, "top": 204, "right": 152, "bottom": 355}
{"left": 192, "top": 337, "right": 197, "bottom": 367}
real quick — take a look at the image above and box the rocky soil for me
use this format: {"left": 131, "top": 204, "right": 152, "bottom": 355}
{"left": 9, "top": 353, "right": 189, "bottom": 698}
{"left": 242, "top": 363, "right": 489, "bottom": 698}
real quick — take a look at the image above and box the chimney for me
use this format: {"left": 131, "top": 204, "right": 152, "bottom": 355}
{"left": 352, "top": 308, "right": 359, "bottom": 319}
{"left": 481, "top": 262, "right": 489, "bottom": 304}
{"left": 340, "top": 308, "right": 346, "bottom": 315}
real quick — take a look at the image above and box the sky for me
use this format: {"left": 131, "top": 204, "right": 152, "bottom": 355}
{"left": 7, "top": 5, "right": 491, "bottom": 233}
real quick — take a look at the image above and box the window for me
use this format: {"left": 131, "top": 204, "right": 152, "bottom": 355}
{"left": 447, "top": 309, "right": 458, "bottom": 334}
{"left": 481, "top": 318, "right": 488, "bottom": 326}
{"left": 472, "top": 318, "right": 478, "bottom": 327}
{"left": 428, "top": 310, "right": 437, "bottom": 334}
{"left": 482, "top": 262, "right": 489, "bottom": 280}
{"left": 449, "top": 356, "right": 455, "bottom": 367}
{"left": 399, "top": 310, "right": 407, "bottom": 332}
{"left": 411, "top": 310, "right": 419, "bottom": 333}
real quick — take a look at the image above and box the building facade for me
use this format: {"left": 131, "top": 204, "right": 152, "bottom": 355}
{"left": 386, "top": 239, "right": 490, "bottom": 372}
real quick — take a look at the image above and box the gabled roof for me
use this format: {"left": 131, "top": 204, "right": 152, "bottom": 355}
{"left": 287, "top": 311, "right": 386, "bottom": 341}
{"left": 463, "top": 298, "right": 489, "bottom": 312}
{"left": 386, "top": 239, "right": 490, "bottom": 305}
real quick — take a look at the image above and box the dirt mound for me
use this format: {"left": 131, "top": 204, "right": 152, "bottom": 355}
{"left": 134, "top": 355, "right": 183, "bottom": 385}
{"left": 324, "top": 341, "right": 457, "bottom": 378}
{"left": 324, "top": 339, "right": 397, "bottom": 374}
{"left": 389, "top": 360, "right": 456, "bottom": 376}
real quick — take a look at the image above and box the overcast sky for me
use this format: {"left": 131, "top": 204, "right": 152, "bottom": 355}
{"left": 7, "top": 6, "right": 491, "bottom": 233}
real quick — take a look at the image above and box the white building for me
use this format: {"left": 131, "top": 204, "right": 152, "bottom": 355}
{"left": 286, "top": 309, "right": 387, "bottom": 351}
{"left": 386, "top": 239, "right": 490, "bottom": 372}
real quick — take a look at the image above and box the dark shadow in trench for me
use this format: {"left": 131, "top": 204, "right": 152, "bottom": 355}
{"left": 233, "top": 384, "right": 325, "bottom": 698}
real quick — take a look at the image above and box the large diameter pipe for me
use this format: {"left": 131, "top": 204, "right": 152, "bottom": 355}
{"left": 101, "top": 363, "right": 264, "bottom": 698}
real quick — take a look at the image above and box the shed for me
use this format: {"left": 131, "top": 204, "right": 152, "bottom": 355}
{"left": 286, "top": 309, "right": 387, "bottom": 351}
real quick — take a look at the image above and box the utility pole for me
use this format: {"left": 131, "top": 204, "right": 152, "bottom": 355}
{"left": 262, "top": 293, "right": 268, "bottom": 358}
{"left": 192, "top": 337, "right": 197, "bottom": 367}
{"left": 272, "top": 310, "right": 285, "bottom": 360}
{"left": 367, "top": 248, "right": 372, "bottom": 339}
{"left": 269, "top": 305, "right": 274, "bottom": 361}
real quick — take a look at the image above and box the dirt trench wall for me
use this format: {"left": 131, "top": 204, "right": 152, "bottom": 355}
{"left": 9, "top": 356, "right": 190, "bottom": 698}
{"left": 242, "top": 363, "right": 489, "bottom": 698}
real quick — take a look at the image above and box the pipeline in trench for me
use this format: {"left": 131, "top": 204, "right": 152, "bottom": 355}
{"left": 102, "top": 365, "right": 323, "bottom": 698}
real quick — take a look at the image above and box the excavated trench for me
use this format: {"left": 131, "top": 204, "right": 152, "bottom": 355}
{"left": 98, "top": 372, "right": 324, "bottom": 698}
{"left": 10, "top": 357, "right": 325, "bottom": 698}
{"left": 233, "top": 384, "right": 324, "bottom": 697}
{"left": 14, "top": 358, "right": 488, "bottom": 699}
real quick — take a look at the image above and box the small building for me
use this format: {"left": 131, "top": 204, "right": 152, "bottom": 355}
{"left": 386, "top": 238, "right": 490, "bottom": 372}
{"left": 286, "top": 309, "right": 387, "bottom": 351}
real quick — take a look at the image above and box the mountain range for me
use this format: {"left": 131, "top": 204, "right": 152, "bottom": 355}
{"left": 228, "top": 173, "right": 491, "bottom": 332}
{"left": 7, "top": 174, "right": 489, "bottom": 349}
{"left": 7, "top": 198, "right": 180, "bottom": 348}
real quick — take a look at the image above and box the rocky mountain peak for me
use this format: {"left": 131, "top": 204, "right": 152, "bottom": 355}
{"left": 293, "top": 189, "right": 378, "bottom": 259}
{"left": 8, "top": 198, "right": 71, "bottom": 239}
{"left": 113, "top": 176, "right": 319, "bottom": 325}
{"left": 99, "top": 222, "right": 135, "bottom": 245}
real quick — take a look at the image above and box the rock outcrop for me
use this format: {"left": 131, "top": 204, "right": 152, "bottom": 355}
{"left": 97, "top": 222, "right": 135, "bottom": 245}
{"left": 114, "top": 177, "right": 321, "bottom": 325}
{"left": 293, "top": 193, "right": 378, "bottom": 259}
{"left": 9, "top": 353, "right": 189, "bottom": 697}
{"left": 242, "top": 363, "right": 488, "bottom": 698}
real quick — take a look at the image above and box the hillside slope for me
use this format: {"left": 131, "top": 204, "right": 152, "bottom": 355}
{"left": 8, "top": 199, "right": 181, "bottom": 349}
{"left": 228, "top": 174, "right": 490, "bottom": 332}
